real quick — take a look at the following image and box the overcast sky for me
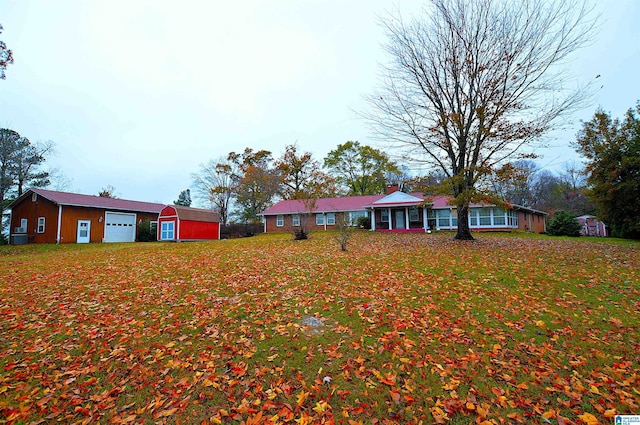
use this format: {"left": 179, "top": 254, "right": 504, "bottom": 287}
{"left": 1, "top": 1, "right": 638, "bottom": 205}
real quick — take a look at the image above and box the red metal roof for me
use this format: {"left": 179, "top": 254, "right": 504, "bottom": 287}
{"left": 261, "top": 192, "right": 547, "bottom": 216}
{"left": 261, "top": 194, "right": 385, "bottom": 215}
{"left": 17, "top": 188, "right": 166, "bottom": 213}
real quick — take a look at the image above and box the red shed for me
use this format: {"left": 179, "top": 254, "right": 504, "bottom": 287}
{"left": 157, "top": 205, "right": 220, "bottom": 241}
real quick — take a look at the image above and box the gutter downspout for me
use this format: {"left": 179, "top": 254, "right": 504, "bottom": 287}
{"left": 56, "top": 205, "right": 62, "bottom": 244}
{"left": 8, "top": 209, "right": 12, "bottom": 244}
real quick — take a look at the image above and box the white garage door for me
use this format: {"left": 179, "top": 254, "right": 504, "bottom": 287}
{"left": 104, "top": 212, "right": 136, "bottom": 242}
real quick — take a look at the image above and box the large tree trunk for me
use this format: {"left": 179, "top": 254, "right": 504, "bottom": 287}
{"left": 455, "top": 205, "right": 474, "bottom": 240}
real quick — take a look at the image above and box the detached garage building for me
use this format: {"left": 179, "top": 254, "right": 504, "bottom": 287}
{"left": 7, "top": 188, "right": 164, "bottom": 244}
{"left": 157, "top": 205, "right": 220, "bottom": 242}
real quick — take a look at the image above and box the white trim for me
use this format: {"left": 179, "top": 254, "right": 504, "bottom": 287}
{"left": 160, "top": 220, "right": 176, "bottom": 240}
{"left": 372, "top": 191, "right": 423, "bottom": 205}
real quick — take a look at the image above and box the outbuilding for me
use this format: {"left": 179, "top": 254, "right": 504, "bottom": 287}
{"left": 7, "top": 188, "right": 164, "bottom": 244}
{"left": 157, "top": 205, "right": 220, "bottom": 242}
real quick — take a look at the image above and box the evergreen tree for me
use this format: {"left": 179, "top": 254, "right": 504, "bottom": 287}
{"left": 576, "top": 103, "right": 640, "bottom": 238}
{"left": 174, "top": 189, "right": 192, "bottom": 206}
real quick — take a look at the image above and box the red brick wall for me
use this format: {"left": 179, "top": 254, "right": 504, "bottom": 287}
{"left": 518, "top": 211, "right": 546, "bottom": 233}
{"left": 264, "top": 213, "right": 342, "bottom": 233}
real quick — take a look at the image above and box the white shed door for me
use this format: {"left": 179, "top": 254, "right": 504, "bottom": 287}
{"left": 104, "top": 212, "right": 136, "bottom": 242}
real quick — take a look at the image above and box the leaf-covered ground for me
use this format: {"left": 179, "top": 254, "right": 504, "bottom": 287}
{"left": 0, "top": 232, "right": 638, "bottom": 425}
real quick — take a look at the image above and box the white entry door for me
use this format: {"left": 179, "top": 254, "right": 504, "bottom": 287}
{"left": 77, "top": 220, "right": 91, "bottom": 243}
{"left": 395, "top": 210, "right": 405, "bottom": 229}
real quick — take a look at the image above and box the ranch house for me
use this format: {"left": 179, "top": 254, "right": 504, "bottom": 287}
{"left": 260, "top": 185, "right": 546, "bottom": 234}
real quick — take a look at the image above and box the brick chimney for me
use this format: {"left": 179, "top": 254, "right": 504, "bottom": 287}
{"left": 386, "top": 184, "right": 399, "bottom": 194}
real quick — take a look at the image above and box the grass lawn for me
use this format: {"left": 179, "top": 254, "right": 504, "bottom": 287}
{"left": 0, "top": 231, "right": 638, "bottom": 425}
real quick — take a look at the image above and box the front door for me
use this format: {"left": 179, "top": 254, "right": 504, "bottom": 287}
{"left": 394, "top": 210, "right": 405, "bottom": 229}
{"left": 77, "top": 220, "right": 91, "bottom": 243}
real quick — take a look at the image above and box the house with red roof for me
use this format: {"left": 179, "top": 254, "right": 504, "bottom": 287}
{"left": 7, "top": 188, "right": 165, "bottom": 244}
{"left": 260, "top": 185, "right": 547, "bottom": 234}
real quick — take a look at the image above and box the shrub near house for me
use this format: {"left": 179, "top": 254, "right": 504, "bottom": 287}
{"left": 547, "top": 210, "right": 582, "bottom": 237}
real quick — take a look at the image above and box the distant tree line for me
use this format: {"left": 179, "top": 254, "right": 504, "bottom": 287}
{"left": 190, "top": 140, "right": 596, "bottom": 227}
{"left": 191, "top": 143, "right": 404, "bottom": 225}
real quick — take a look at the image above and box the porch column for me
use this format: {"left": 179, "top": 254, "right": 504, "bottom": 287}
{"left": 388, "top": 208, "right": 392, "bottom": 230}
{"left": 405, "top": 207, "right": 409, "bottom": 229}
{"left": 423, "top": 207, "right": 428, "bottom": 231}
{"left": 371, "top": 210, "right": 376, "bottom": 231}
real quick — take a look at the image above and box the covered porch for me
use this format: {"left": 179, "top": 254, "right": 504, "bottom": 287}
{"left": 370, "top": 206, "right": 431, "bottom": 232}
{"left": 367, "top": 191, "right": 433, "bottom": 232}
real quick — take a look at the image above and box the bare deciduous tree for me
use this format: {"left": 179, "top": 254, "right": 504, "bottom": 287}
{"left": 192, "top": 157, "right": 238, "bottom": 225}
{"left": 334, "top": 214, "right": 354, "bottom": 251}
{"left": 365, "top": 0, "right": 596, "bottom": 239}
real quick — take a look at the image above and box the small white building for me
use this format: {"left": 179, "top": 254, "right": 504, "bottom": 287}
{"left": 577, "top": 215, "right": 607, "bottom": 237}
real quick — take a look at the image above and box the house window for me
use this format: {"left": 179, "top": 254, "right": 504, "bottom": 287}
{"left": 507, "top": 210, "right": 518, "bottom": 227}
{"left": 479, "top": 208, "right": 492, "bottom": 226}
{"left": 436, "top": 210, "right": 457, "bottom": 228}
{"left": 381, "top": 209, "right": 389, "bottom": 222}
{"left": 16, "top": 218, "right": 28, "bottom": 233}
{"left": 292, "top": 215, "right": 300, "bottom": 226}
{"left": 326, "top": 213, "right": 336, "bottom": 225}
{"left": 37, "top": 217, "right": 45, "bottom": 233}
{"left": 469, "top": 208, "right": 479, "bottom": 226}
{"left": 409, "top": 208, "right": 419, "bottom": 222}
{"left": 160, "top": 221, "right": 175, "bottom": 240}
{"left": 493, "top": 208, "right": 506, "bottom": 226}
{"left": 316, "top": 214, "right": 325, "bottom": 225}
{"left": 436, "top": 210, "right": 450, "bottom": 228}
{"left": 349, "top": 211, "right": 368, "bottom": 226}
{"left": 276, "top": 215, "right": 284, "bottom": 227}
